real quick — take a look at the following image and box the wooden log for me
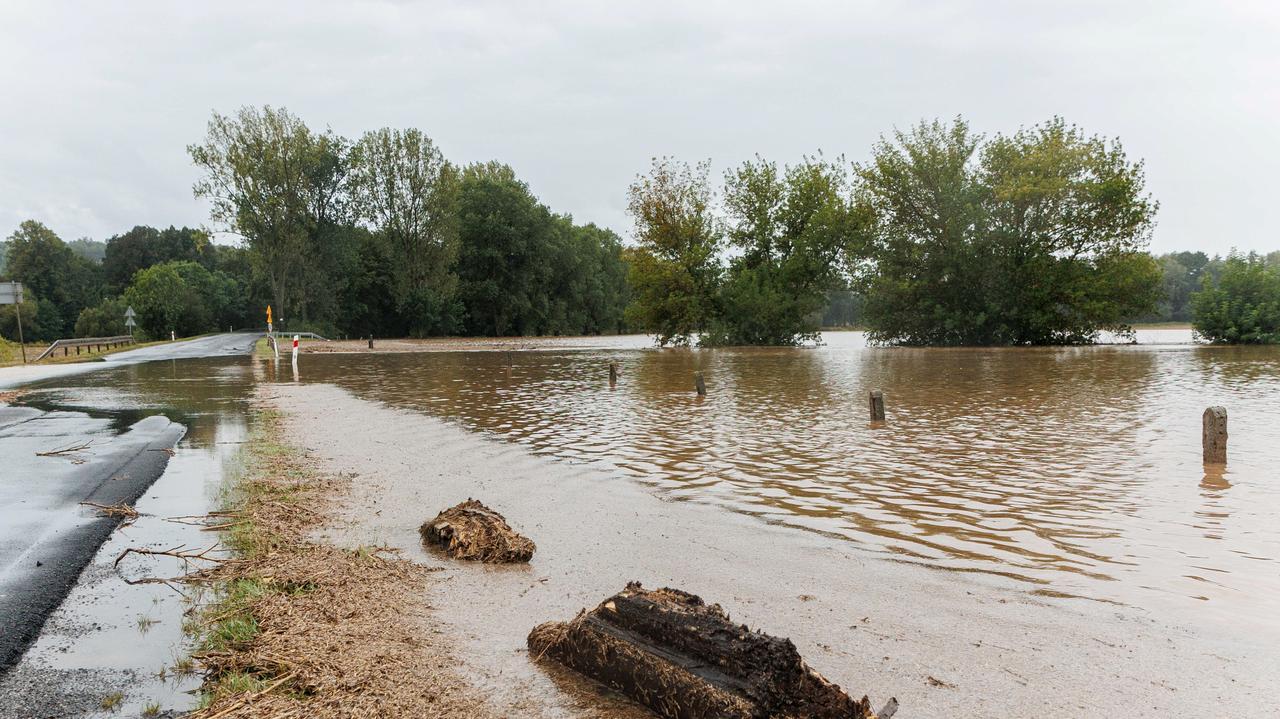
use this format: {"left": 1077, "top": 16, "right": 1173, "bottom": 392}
{"left": 694, "top": 371, "right": 707, "bottom": 396}
{"left": 869, "top": 390, "right": 885, "bottom": 422}
{"left": 420, "top": 499, "right": 535, "bottom": 563}
{"left": 529, "top": 582, "right": 894, "bottom": 719}
{"left": 1203, "top": 406, "right": 1227, "bottom": 465}
{"left": 609, "top": 361, "right": 619, "bottom": 386}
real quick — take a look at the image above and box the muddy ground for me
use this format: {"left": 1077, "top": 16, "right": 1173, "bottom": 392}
{"left": 270, "top": 382, "right": 1278, "bottom": 717}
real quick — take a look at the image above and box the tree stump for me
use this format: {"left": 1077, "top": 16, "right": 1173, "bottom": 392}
{"left": 529, "top": 582, "right": 896, "bottom": 719}
{"left": 1203, "top": 406, "right": 1227, "bottom": 465}
{"left": 420, "top": 499, "right": 535, "bottom": 563}
{"left": 869, "top": 390, "right": 885, "bottom": 422}
{"left": 694, "top": 371, "right": 707, "bottom": 396}
{"left": 609, "top": 362, "right": 619, "bottom": 386}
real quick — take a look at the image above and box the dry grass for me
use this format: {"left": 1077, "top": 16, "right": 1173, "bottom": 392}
{"left": 182, "top": 406, "right": 497, "bottom": 719}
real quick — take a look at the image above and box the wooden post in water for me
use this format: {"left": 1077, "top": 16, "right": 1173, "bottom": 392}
{"left": 367, "top": 336, "right": 374, "bottom": 349}
{"left": 609, "top": 362, "right": 618, "bottom": 386}
{"left": 694, "top": 371, "right": 707, "bottom": 396}
{"left": 869, "top": 390, "right": 886, "bottom": 422}
{"left": 1202, "top": 406, "right": 1227, "bottom": 465}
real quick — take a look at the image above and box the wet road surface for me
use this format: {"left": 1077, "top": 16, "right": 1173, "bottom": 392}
{"left": 0, "top": 332, "right": 261, "bottom": 390}
{"left": 0, "top": 334, "right": 259, "bottom": 673}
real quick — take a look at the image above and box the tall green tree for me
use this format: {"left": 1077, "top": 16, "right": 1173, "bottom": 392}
{"left": 3, "top": 220, "right": 103, "bottom": 339}
{"left": 103, "top": 225, "right": 215, "bottom": 290}
{"left": 708, "top": 155, "right": 854, "bottom": 345}
{"left": 350, "top": 128, "right": 460, "bottom": 335}
{"left": 455, "top": 162, "right": 554, "bottom": 336}
{"left": 624, "top": 158, "right": 722, "bottom": 346}
{"left": 852, "top": 117, "right": 1160, "bottom": 345}
{"left": 189, "top": 106, "right": 348, "bottom": 327}
{"left": 1191, "top": 252, "right": 1280, "bottom": 343}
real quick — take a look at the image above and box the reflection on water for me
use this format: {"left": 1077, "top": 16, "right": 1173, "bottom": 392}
{"left": 287, "top": 332, "right": 1280, "bottom": 626}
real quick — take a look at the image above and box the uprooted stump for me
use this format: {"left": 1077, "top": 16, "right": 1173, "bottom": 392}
{"left": 528, "top": 582, "right": 897, "bottom": 719}
{"left": 419, "top": 499, "right": 536, "bottom": 563}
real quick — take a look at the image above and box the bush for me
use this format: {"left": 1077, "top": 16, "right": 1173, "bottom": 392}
{"left": 1191, "top": 252, "right": 1280, "bottom": 344}
{"left": 75, "top": 297, "right": 128, "bottom": 338}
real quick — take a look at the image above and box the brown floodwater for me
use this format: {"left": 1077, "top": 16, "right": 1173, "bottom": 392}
{"left": 282, "top": 330, "right": 1280, "bottom": 631}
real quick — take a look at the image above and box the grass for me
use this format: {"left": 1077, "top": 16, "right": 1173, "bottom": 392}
{"left": 100, "top": 692, "right": 124, "bottom": 711}
{"left": 142, "top": 702, "right": 162, "bottom": 717}
{"left": 173, "top": 405, "right": 495, "bottom": 718}
{"left": 0, "top": 337, "right": 168, "bottom": 368}
{"left": 136, "top": 615, "right": 159, "bottom": 634}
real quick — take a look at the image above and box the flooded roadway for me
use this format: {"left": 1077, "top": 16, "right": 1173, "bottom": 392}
{"left": 0, "top": 352, "right": 256, "bottom": 716}
{"left": 285, "top": 331, "right": 1280, "bottom": 632}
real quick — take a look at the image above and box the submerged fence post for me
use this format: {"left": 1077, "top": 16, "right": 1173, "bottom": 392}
{"left": 694, "top": 371, "right": 707, "bottom": 396}
{"left": 869, "top": 390, "right": 886, "bottom": 422}
{"left": 1203, "top": 406, "right": 1227, "bottom": 465}
{"left": 609, "top": 362, "right": 618, "bottom": 386}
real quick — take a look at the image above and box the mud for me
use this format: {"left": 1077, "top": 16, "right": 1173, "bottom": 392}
{"left": 422, "top": 499, "right": 536, "bottom": 563}
{"left": 275, "top": 382, "right": 1279, "bottom": 717}
{"left": 528, "top": 582, "right": 889, "bottom": 719}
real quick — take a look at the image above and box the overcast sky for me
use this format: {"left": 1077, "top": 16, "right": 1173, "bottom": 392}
{"left": 1, "top": 1, "right": 1277, "bottom": 253}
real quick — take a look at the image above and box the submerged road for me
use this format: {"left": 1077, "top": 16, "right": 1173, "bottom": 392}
{"left": 0, "top": 332, "right": 259, "bottom": 671}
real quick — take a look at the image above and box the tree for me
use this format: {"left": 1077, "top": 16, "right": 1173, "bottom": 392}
{"left": 189, "top": 106, "right": 348, "bottom": 327}
{"left": 1191, "top": 252, "right": 1280, "bottom": 343}
{"left": 3, "top": 220, "right": 103, "bottom": 339}
{"left": 851, "top": 117, "right": 1160, "bottom": 345}
{"left": 624, "top": 158, "right": 722, "bottom": 346}
{"left": 124, "top": 263, "right": 191, "bottom": 339}
{"left": 707, "top": 156, "right": 854, "bottom": 345}
{"left": 75, "top": 296, "right": 128, "bottom": 337}
{"left": 103, "top": 225, "right": 214, "bottom": 290}
{"left": 350, "top": 128, "right": 460, "bottom": 335}
{"left": 67, "top": 238, "right": 106, "bottom": 263}
{"left": 454, "top": 162, "right": 553, "bottom": 336}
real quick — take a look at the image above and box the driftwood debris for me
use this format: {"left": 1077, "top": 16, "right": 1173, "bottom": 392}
{"left": 419, "top": 499, "right": 535, "bottom": 563}
{"left": 529, "top": 582, "right": 896, "bottom": 719}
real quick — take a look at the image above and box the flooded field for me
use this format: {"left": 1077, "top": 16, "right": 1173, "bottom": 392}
{"left": 288, "top": 331, "right": 1280, "bottom": 631}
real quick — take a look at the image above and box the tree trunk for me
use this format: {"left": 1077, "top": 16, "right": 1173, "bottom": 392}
{"left": 529, "top": 582, "right": 895, "bottom": 719}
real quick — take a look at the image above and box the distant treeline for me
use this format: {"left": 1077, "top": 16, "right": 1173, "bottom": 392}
{"left": 3, "top": 110, "right": 1280, "bottom": 346}
{"left": 1, "top": 106, "right": 630, "bottom": 343}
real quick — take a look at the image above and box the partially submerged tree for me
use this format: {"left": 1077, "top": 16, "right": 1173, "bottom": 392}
{"left": 1192, "top": 252, "right": 1280, "bottom": 343}
{"left": 851, "top": 117, "right": 1160, "bottom": 345}
{"left": 708, "top": 155, "right": 855, "bottom": 345}
{"left": 624, "top": 158, "right": 722, "bottom": 346}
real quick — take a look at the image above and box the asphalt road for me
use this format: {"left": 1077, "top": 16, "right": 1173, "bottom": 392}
{"left": 101, "top": 332, "right": 261, "bottom": 363}
{"left": 0, "top": 332, "right": 262, "bottom": 390}
{"left": 0, "top": 332, "right": 260, "bottom": 671}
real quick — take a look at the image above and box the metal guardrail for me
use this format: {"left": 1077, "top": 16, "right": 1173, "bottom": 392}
{"left": 34, "top": 335, "right": 135, "bottom": 362}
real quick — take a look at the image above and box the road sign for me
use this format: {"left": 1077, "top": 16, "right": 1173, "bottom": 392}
{"left": 0, "top": 282, "right": 23, "bottom": 305}
{"left": 124, "top": 306, "right": 136, "bottom": 318}
{"left": 0, "top": 282, "right": 25, "bottom": 363}
{"left": 125, "top": 317, "right": 137, "bottom": 328}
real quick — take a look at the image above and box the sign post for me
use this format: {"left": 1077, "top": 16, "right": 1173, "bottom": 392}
{"left": 124, "top": 305, "right": 137, "bottom": 339}
{"left": 0, "top": 282, "right": 25, "bottom": 364}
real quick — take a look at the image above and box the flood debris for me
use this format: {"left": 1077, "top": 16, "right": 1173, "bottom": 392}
{"left": 528, "top": 582, "right": 897, "bottom": 719}
{"left": 79, "top": 501, "right": 140, "bottom": 526}
{"left": 420, "top": 499, "right": 535, "bottom": 563}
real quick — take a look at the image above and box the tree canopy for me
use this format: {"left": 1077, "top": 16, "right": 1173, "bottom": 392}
{"left": 851, "top": 117, "right": 1161, "bottom": 345}
{"left": 1191, "top": 252, "right": 1280, "bottom": 343}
